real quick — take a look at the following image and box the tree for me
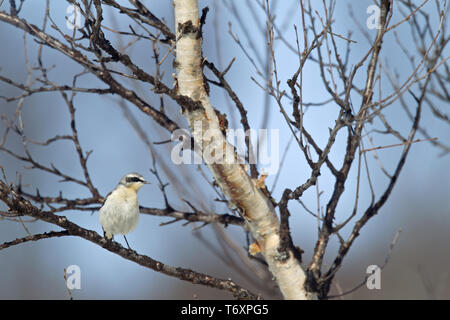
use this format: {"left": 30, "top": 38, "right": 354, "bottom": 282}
{"left": 0, "top": 0, "right": 448, "bottom": 299}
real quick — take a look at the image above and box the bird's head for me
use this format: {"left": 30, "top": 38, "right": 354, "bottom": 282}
{"left": 119, "top": 172, "right": 150, "bottom": 191}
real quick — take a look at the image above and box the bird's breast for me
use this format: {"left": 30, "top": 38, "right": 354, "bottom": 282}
{"left": 115, "top": 187, "right": 138, "bottom": 203}
{"left": 99, "top": 186, "right": 140, "bottom": 236}
{"left": 102, "top": 187, "right": 139, "bottom": 216}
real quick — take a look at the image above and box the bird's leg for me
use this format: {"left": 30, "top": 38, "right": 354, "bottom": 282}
{"left": 123, "top": 235, "right": 132, "bottom": 250}
{"left": 103, "top": 228, "right": 113, "bottom": 242}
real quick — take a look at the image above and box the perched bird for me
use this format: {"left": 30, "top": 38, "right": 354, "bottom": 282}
{"left": 99, "top": 172, "right": 150, "bottom": 249}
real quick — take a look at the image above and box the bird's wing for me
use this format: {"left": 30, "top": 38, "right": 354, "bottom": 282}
{"left": 101, "top": 190, "right": 114, "bottom": 205}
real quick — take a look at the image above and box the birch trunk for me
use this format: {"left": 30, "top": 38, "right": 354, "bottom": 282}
{"left": 173, "top": 0, "right": 316, "bottom": 300}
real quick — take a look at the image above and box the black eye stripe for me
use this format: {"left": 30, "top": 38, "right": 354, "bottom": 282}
{"left": 126, "top": 177, "right": 143, "bottom": 183}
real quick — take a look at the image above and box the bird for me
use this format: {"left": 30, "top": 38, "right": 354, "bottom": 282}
{"left": 99, "top": 172, "right": 150, "bottom": 250}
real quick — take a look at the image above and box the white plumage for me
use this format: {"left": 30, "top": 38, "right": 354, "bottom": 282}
{"left": 99, "top": 172, "right": 149, "bottom": 248}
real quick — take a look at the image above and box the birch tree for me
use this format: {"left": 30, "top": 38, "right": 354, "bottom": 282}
{"left": 0, "top": 0, "right": 448, "bottom": 299}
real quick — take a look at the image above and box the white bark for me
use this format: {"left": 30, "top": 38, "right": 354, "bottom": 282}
{"left": 173, "top": 0, "right": 316, "bottom": 300}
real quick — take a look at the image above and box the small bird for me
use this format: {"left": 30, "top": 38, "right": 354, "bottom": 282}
{"left": 99, "top": 172, "right": 150, "bottom": 249}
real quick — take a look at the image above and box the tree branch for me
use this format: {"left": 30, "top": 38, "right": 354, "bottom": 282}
{"left": 0, "top": 180, "right": 259, "bottom": 300}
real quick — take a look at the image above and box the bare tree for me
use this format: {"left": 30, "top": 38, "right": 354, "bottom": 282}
{"left": 0, "top": 0, "right": 448, "bottom": 299}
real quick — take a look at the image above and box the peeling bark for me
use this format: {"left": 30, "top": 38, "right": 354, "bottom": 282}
{"left": 173, "top": 0, "right": 316, "bottom": 300}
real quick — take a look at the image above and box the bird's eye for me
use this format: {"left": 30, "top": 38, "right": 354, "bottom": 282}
{"left": 126, "top": 177, "right": 143, "bottom": 183}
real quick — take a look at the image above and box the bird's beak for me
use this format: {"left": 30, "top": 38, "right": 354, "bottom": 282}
{"left": 143, "top": 181, "right": 151, "bottom": 184}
